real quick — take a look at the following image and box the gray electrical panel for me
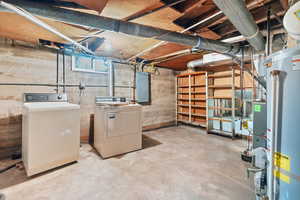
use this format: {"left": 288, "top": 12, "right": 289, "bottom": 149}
{"left": 253, "top": 102, "right": 267, "bottom": 148}
{"left": 136, "top": 72, "right": 151, "bottom": 104}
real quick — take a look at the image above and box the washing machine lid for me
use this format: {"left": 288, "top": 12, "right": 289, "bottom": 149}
{"left": 23, "top": 102, "right": 80, "bottom": 112}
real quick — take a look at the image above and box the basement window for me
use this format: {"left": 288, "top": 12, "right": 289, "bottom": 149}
{"left": 71, "top": 54, "right": 110, "bottom": 74}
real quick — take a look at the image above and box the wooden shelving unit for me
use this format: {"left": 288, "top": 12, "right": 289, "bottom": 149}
{"left": 206, "top": 69, "right": 240, "bottom": 138}
{"left": 176, "top": 72, "right": 207, "bottom": 128}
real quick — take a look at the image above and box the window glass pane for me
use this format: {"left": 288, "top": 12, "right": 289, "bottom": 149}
{"left": 94, "top": 58, "right": 109, "bottom": 73}
{"left": 73, "top": 55, "right": 93, "bottom": 71}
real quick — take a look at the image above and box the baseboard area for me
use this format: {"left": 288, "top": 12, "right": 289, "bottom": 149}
{"left": 142, "top": 121, "right": 176, "bottom": 132}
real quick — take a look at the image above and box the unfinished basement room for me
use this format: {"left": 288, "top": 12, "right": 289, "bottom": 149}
{"left": 0, "top": 0, "right": 298, "bottom": 200}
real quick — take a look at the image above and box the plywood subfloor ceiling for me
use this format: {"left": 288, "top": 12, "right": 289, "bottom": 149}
{"left": 0, "top": 0, "right": 286, "bottom": 70}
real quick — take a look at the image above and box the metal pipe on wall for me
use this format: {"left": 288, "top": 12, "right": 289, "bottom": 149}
{"left": 240, "top": 48, "right": 245, "bottom": 127}
{"left": 0, "top": 83, "right": 108, "bottom": 87}
{"left": 56, "top": 50, "right": 59, "bottom": 93}
{"left": 133, "top": 64, "right": 136, "bottom": 103}
{"left": 62, "top": 50, "right": 66, "bottom": 93}
{"left": 269, "top": 70, "right": 281, "bottom": 200}
{"left": 108, "top": 62, "right": 115, "bottom": 96}
{"left": 266, "top": 6, "right": 271, "bottom": 56}
{"left": 0, "top": 82, "right": 135, "bottom": 89}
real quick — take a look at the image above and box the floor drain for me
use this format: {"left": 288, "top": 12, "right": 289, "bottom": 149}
{"left": 0, "top": 193, "right": 5, "bottom": 200}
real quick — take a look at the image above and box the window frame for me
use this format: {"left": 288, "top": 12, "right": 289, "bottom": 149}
{"left": 71, "top": 54, "right": 110, "bottom": 74}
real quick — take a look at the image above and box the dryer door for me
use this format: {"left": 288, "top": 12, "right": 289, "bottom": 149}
{"left": 106, "top": 109, "right": 140, "bottom": 137}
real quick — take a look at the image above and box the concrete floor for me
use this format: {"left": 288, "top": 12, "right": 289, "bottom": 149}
{"left": 0, "top": 126, "right": 254, "bottom": 200}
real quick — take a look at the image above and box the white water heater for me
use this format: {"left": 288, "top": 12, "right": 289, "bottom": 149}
{"left": 283, "top": 1, "right": 300, "bottom": 40}
{"left": 265, "top": 47, "right": 300, "bottom": 200}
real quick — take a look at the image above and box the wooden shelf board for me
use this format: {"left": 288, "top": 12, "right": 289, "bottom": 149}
{"left": 177, "top": 112, "right": 189, "bottom": 116}
{"left": 191, "top": 98, "right": 206, "bottom": 101}
{"left": 178, "top": 85, "right": 189, "bottom": 88}
{"left": 208, "top": 73, "right": 240, "bottom": 78}
{"left": 178, "top": 85, "right": 206, "bottom": 88}
{"left": 208, "top": 85, "right": 240, "bottom": 89}
{"left": 191, "top": 113, "right": 206, "bottom": 118}
{"left": 177, "top": 72, "right": 206, "bottom": 77}
{"left": 207, "top": 96, "right": 233, "bottom": 99}
{"left": 178, "top": 98, "right": 190, "bottom": 100}
{"left": 177, "top": 104, "right": 206, "bottom": 109}
{"left": 191, "top": 105, "right": 206, "bottom": 108}
{"left": 177, "top": 104, "right": 189, "bottom": 107}
{"left": 178, "top": 92, "right": 206, "bottom": 94}
{"left": 177, "top": 74, "right": 189, "bottom": 77}
{"left": 178, "top": 119, "right": 206, "bottom": 127}
{"left": 208, "top": 107, "right": 238, "bottom": 111}
{"left": 208, "top": 118, "right": 232, "bottom": 122}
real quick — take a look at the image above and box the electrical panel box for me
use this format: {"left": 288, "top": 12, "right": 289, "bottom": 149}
{"left": 136, "top": 72, "right": 151, "bottom": 104}
{"left": 253, "top": 102, "right": 267, "bottom": 149}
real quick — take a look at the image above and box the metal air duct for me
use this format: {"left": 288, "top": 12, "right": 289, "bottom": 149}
{"left": 213, "top": 0, "right": 265, "bottom": 51}
{"left": 187, "top": 51, "right": 267, "bottom": 89}
{"left": 0, "top": 0, "right": 242, "bottom": 58}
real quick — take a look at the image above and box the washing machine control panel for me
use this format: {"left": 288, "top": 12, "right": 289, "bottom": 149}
{"left": 24, "top": 93, "right": 68, "bottom": 102}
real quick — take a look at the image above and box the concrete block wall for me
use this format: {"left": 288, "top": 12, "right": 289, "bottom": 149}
{"left": 0, "top": 38, "right": 176, "bottom": 158}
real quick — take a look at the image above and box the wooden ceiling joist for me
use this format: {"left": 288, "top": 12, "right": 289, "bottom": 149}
{"left": 61, "top": 0, "right": 108, "bottom": 13}
{"left": 161, "top": 0, "right": 200, "bottom": 13}
{"left": 211, "top": 1, "right": 284, "bottom": 37}
{"left": 0, "top": 0, "right": 287, "bottom": 71}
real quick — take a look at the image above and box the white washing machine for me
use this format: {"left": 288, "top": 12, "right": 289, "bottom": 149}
{"left": 22, "top": 93, "right": 80, "bottom": 176}
{"left": 94, "top": 97, "right": 142, "bottom": 158}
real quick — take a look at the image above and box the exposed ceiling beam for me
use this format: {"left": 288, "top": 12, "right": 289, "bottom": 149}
{"left": 0, "top": 1, "right": 94, "bottom": 54}
{"left": 60, "top": 0, "right": 108, "bottom": 13}
{"left": 0, "top": 0, "right": 240, "bottom": 56}
{"left": 221, "top": 18, "right": 284, "bottom": 40}
{"left": 123, "top": 0, "right": 188, "bottom": 21}
{"left": 173, "top": 2, "right": 216, "bottom": 28}
{"left": 36, "top": 0, "right": 87, "bottom": 9}
{"left": 280, "top": 0, "right": 288, "bottom": 10}
{"left": 213, "top": 0, "right": 265, "bottom": 51}
{"left": 161, "top": 0, "right": 201, "bottom": 13}
{"left": 78, "top": 0, "right": 189, "bottom": 44}
{"left": 212, "top": 1, "right": 284, "bottom": 37}
{"left": 183, "top": 0, "right": 213, "bottom": 13}
{"left": 192, "top": 0, "right": 272, "bottom": 32}
{"left": 127, "top": 9, "right": 223, "bottom": 61}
